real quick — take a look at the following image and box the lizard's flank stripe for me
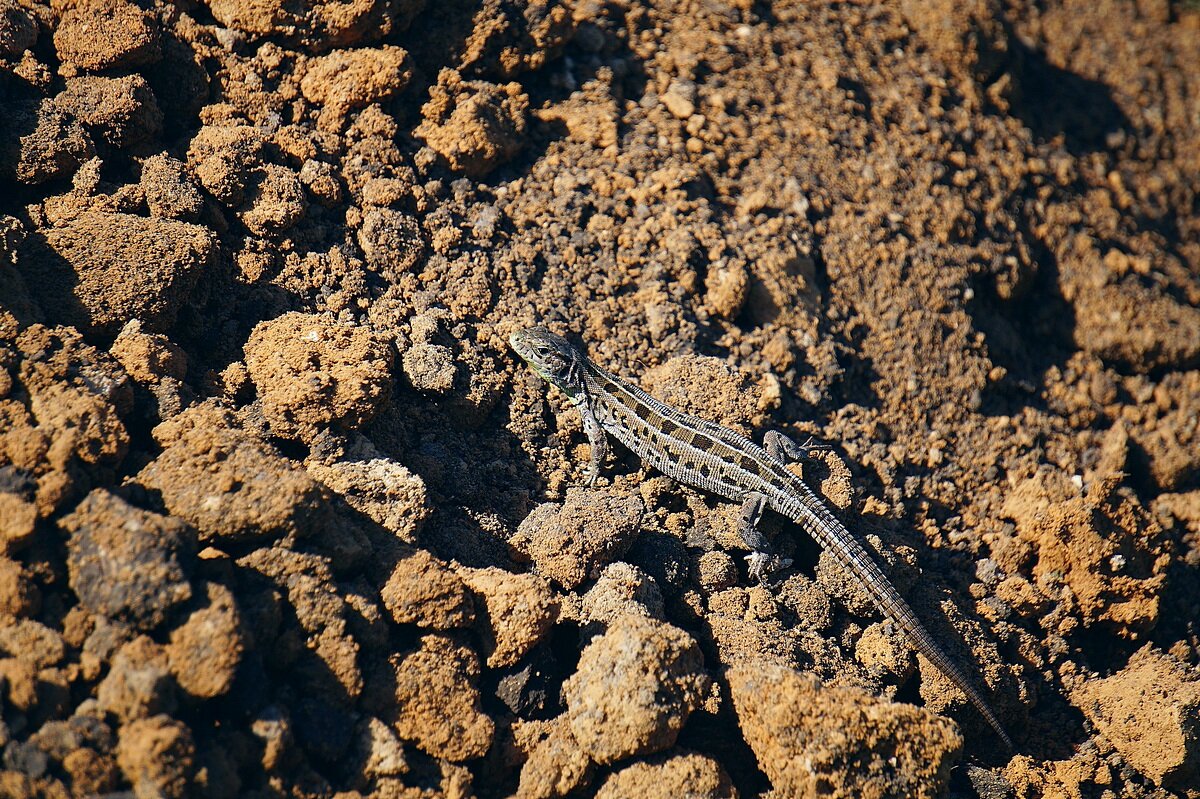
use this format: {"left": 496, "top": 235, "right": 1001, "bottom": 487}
{"left": 559, "top": 351, "right": 1013, "bottom": 750}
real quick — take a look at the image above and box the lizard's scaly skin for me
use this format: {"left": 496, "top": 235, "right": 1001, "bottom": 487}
{"left": 511, "top": 326, "right": 1012, "bottom": 749}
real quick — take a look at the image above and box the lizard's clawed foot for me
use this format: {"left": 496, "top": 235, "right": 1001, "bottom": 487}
{"left": 765, "top": 430, "right": 832, "bottom": 463}
{"left": 584, "top": 467, "right": 611, "bottom": 488}
{"left": 795, "top": 435, "right": 832, "bottom": 459}
{"left": 746, "top": 552, "right": 792, "bottom": 584}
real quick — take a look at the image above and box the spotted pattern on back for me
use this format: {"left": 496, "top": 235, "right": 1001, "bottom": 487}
{"left": 565, "top": 355, "right": 1012, "bottom": 748}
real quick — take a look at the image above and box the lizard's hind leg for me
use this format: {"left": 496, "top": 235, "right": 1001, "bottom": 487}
{"left": 738, "top": 491, "right": 792, "bottom": 583}
{"left": 764, "top": 430, "right": 830, "bottom": 462}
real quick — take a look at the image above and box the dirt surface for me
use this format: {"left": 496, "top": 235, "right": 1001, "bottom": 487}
{"left": 1, "top": 0, "right": 1199, "bottom": 797}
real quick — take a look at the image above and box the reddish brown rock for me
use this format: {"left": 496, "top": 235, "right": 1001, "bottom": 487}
{"left": 0, "top": 97, "right": 94, "bottom": 184}
{"left": 17, "top": 211, "right": 215, "bottom": 336}
{"left": 1001, "top": 470, "right": 1171, "bottom": 637}
{"left": 415, "top": 69, "right": 528, "bottom": 177}
{"left": 358, "top": 207, "right": 424, "bottom": 273}
{"left": 1071, "top": 646, "right": 1200, "bottom": 791}
{"left": 8, "top": 325, "right": 131, "bottom": 518}
{"left": 854, "top": 621, "right": 916, "bottom": 682}
{"left": 238, "top": 164, "right": 307, "bottom": 235}
{"left": 0, "top": 656, "right": 38, "bottom": 712}
{"left": 53, "top": 0, "right": 161, "bottom": 72}
{"left": 1128, "top": 371, "right": 1200, "bottom": 491}
{"left": 728, "top": 662, "right": 963, "bottom": 798}
{"left": 0, "top": 2, "right": 37, "bottom": 59}
{"left": 1002, "top": 753, "right": 1119, "bottom": 799}
{"left": 580, "top": 562, "right": 665, "bottom": 625}
{"left": 138, "top": 402, "right": 335, "bottom": 545}
{"left": 56, "top": 74, "right": 163, "bottom": 149}
{"left": 515, "top": 716, "right": 593, "bottom": 799}
{"left": 203, "top": 0, "right": 420, "bottom": 50}
{"left": 243, "top": 312, "right": 394, "bottom": 442}
{"left": 166, "top": 581, "right": 244, "bottom": 700}
{"left": 0, "top": 492, "right": 38, "bottom": 554}
{"left": 116, "top": 715, "right": 195, "bottom": 799}
{"left": 298, "top": 158, "right": 342, "bottom": 206}
{"left": 1072, "top": 282, "right": 1200, "bottom": 373}
{"left": 641, "top": 354, "right": 770, "bottom": 432}
{"left": 0, "top": 555, "right": 40, "bottom": 618}
{"left": 454, "top": 0, "right": 574, "bottom": 77}
{"left": 704, "top": 262, "right": 750, "bottom": 320}
{"left": 238, "top": 546, "right": 363, "bottom": 699}
{"left": 300, "top": 45, "right": 411, "bottom": 130}
{"left": 458, "top": 566, "right": 559, "bottom": 667}
{"left": 899, "top": 0, "right": 1009, "bottom": 85}
{"left": 0, "top": 771, "right": 34, "bottom": 798}
{"left": 594, "top": 752, "right": 738, "bottom": 799}
{"left": 510, "top": 488, "right": 644, "bottom": 590}
{"left": 696, "top": 551, "right": 739, "bottom": 592}
{"left": 380, "top": 548, "right": 474, "bottom": 629}
{"left": 306, "top": 451, "right": 428, "bottom": 543}
{"left": 0, "top": 619, "right": 65, "bottom": 669}
{"left": 110, "top": 320, "right": 188, "bottom": 385}
{"left": 139, "top": 154, "right": 204, "bottom": 222}
{"left": 564, "top": 615, "right": 708, "bottom": 764}
{"left": 391, "top": 634, "right": 494, "bottom": 761}
{"left": 186, "top": 124, "right": 267, "bottom": 207}
{"left": 62, "top": 746, "right": 119, "bottom": 795}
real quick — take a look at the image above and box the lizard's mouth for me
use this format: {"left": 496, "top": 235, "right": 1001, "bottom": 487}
{"left": 507, "top": 326, "right": 574, "bottom": 387}
{"left": 508, "top": 331, "right": 545, "bottom": 379}
{"left": 508, "top": 331, "right": 534, "bottom": 363}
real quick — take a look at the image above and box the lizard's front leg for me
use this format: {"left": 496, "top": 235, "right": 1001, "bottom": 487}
{"left": 737, "top": 491, "right": 792, "bottom": 583}
{"left": 579, "top": 399, "right": 609, "bottom": 486}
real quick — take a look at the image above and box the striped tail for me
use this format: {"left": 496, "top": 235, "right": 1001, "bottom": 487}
{"left": 782, "top": 492, "right": 1013, "bottom": 749}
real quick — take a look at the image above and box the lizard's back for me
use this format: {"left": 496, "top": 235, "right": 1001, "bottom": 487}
{"left": 579, "top": 357, "right": 1013, "bottom": 748}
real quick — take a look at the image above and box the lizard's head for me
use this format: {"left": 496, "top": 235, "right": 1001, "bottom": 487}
{"left": 510, "top": 326, "right": 585, "bottom": 393}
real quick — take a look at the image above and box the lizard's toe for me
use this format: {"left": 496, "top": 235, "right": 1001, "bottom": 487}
{"left": 745, "top": 552, "right": 771, "bottom": 583}
{"left": 745, "top": 552, "right": 791, "bottom": 584}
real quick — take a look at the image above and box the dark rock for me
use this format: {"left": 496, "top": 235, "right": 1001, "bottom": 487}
{"left": 61, "top": 490, "right": 195, "bottom": 631}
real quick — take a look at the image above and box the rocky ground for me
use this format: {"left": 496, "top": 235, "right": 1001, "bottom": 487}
{"left": 1, "top": 0, "right": 1199, "bottom": 797}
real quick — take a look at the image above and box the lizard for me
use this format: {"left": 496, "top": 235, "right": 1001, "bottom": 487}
{"left": 510, "top": 325, "right": 1013, "bottom": 749}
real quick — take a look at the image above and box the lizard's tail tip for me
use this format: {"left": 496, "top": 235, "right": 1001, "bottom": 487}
{"left": 984, "top": 711, "right": 1015, "bottom": 752}
{"left": 966, "top": 685, "right": 1015, "bottom": 753}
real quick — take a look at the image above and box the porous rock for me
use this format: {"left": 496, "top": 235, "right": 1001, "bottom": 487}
{"left": 510, "top": 488, "right": 644, "bottom": 590}
{"left": 728, "top": 661, "right": 963, "bottom": 798}
{"left": 17, "top": 211, "right": 215, "bottom": 336}
{"left": 563, "top": 615, "right": 708, "bottom": 764}
{"left": 391, "top": 634, "right": 494, "bottom": 761}
{"left": 243, "top": 312, "right": 394, "bottom": 442}
{"left": 60, "top": 490, "right": 194, "bottom": 632}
